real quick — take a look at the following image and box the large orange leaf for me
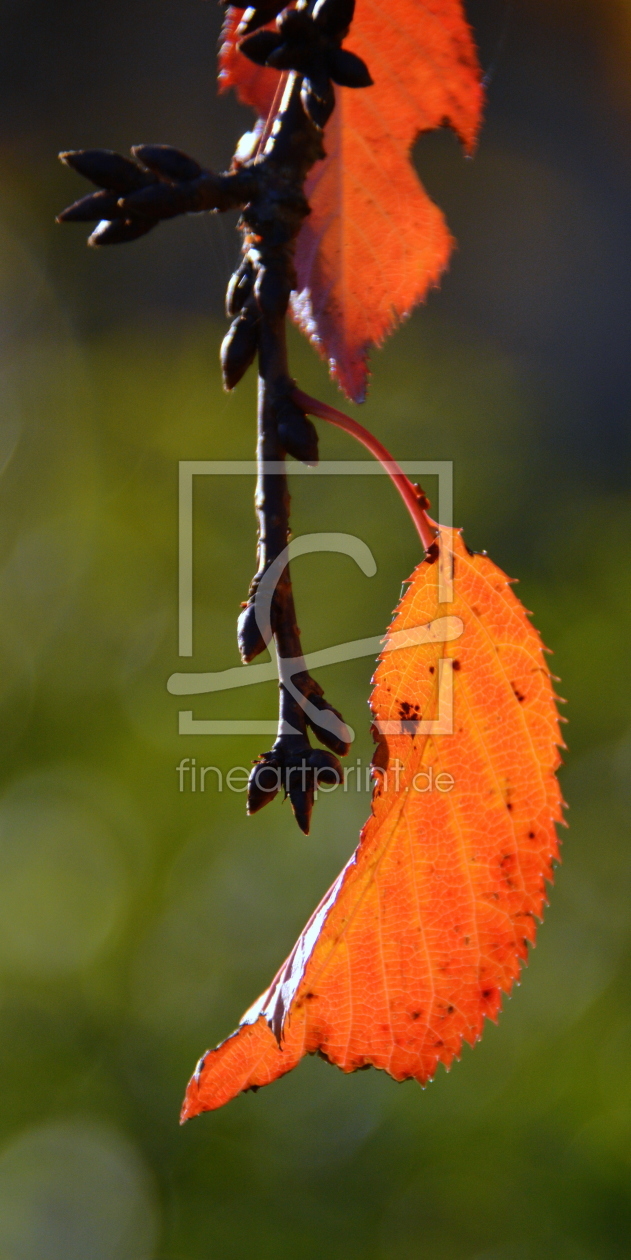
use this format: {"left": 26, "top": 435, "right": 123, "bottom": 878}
{"left": 181, "top": 528, "right": 563, "bottom": 1120}
{"left": 219, "top": 1, "right": 483, "bottom": 400}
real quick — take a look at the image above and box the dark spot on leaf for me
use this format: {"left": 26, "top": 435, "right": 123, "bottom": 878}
{"left": 452, "top": 660, "right": 461, "bottom": 671}
{"left": 425, "top": 542, "right": 439, "bottom": 565}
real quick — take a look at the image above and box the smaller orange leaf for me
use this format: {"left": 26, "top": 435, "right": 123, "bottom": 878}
{"left": 219, "top": 0, "right": 484, "bottom": 400}
{"left": 181, "top": 527, "right": 564, "bottom": 1120}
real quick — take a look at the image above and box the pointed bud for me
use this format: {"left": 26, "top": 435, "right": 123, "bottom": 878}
{"left": 254, "top": 263, "right": 292, "bottom": 318}
{"left": 283, "top": 759, "right": 313, "bottom": 834}
{"left": 328, "top": 47, "right": 373, "bottom": 88}
{"left": 57, "top": 190, "right": 121, "bottom": 223}
{"left": 226, "top": 258, "right": 254, "bottom": 318}
{"left": 118, "top": 180, "right": 197, "bottom": 219}
{"left": 289, "top": 788, "right": 313, "bottom": 834}
{"left": 237, "top": 601, "right": 268, "bottom": 663}
{"left": 277, "top": 398, "right": 319, "bottom": 466}
{"left": 132, "top": 144, "right": 203, "bottom": 182}
{"left": 308, "top": 748, "right": 342, "bottom": 787}
{"left": 59, "top": 149, "right": 153, "bottom": 193}
{"left": 265, "top": 40, "right": 295, "bottom": 70}
{"left": 247, "top": 759, "right": 281, "bottom": 815}
{"left": 267, "top": 40, "right": 313, "bottom": 73}
{"left": 306, "top": 693, "right": 352, "bottom": 757}
{"left": 288, "top": 782, "right": 314, "bottom": 834}
{"left": 239, "top": 30, "right": 284, "bottom": 66}
{"left": 220, "top": 304, "right": 259, "bottom": 390}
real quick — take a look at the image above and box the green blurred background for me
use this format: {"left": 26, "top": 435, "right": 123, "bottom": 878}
{"left": 1, "top": 0, "right": 631, "bottom": 1256}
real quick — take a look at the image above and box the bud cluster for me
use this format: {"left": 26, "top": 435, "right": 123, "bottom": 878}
{"left": 239, "top": 0, "right": 372, "bottom": 129}
{"left": 248, "top": 746, "right": 342, "bottom": 833}
{"left": 57, "top": 145, "right": 251, "bottom": 246}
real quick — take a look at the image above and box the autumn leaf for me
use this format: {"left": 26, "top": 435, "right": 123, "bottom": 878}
{"left": 181, "top": 526, "right": 564, "bottom": 1120}
{"left": 219, "top": 0, "right": 483, "bottom": 401}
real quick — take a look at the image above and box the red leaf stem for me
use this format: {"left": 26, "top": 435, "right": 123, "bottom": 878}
{"left": 292, "top": 387, "right": 436, "bottom": 550}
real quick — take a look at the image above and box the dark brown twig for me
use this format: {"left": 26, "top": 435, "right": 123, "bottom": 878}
{"left": 56, "top": 0, "right": 373, "bottom": 833}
